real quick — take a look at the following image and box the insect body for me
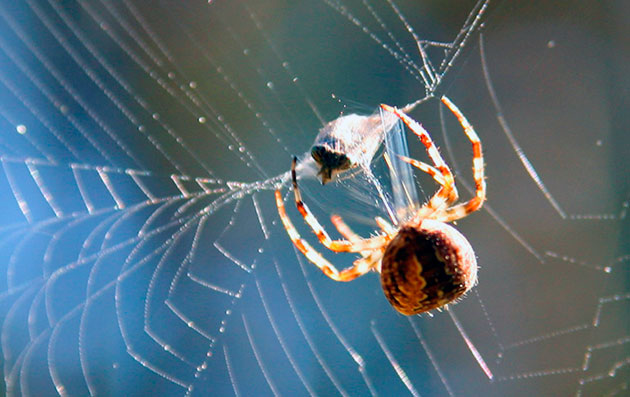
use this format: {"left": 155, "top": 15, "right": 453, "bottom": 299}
{"left": 276, "top": 96, "right": 485, "bottom": 315}
{"left": 310, "top": 112, "right": 396, "bottom": 184}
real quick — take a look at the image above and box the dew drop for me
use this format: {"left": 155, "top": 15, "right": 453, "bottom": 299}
{"left": 198, "top": 116, "right": 206, "bottom": 124}
{"left": 16, "top": 125, "right": 27, "bottom": 134}
{"left": 189, "top": 81, "right": 197, "bottom": 89}
{"left": 266, "top": 81, "right": 274, "bottom": 89}
{"left": 547, "top": 40, "right": 556, "bottom": 48}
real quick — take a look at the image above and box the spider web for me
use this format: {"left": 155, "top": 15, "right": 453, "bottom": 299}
{"left": 0, "top": 0, "right": 628, "bottom": 396}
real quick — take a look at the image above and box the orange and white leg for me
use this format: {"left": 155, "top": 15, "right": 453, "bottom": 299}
{"left": 330, "top": 214, "right": 387, "bottom": 274}
{"left": 275, "top": 189, "right": 379, "bottom": 281}
{"left": 396, "top": 155, "right": 459, "bottom": 205}
{"left": 438, "top": 96, "right": 486, "bottom": 222}
{"left": 380, "top": 104, "right": 457, "bottom": 223}
{"left": 330, "top": 214, "right": 372, "bottom": 259}
{"left": 288, "top": 157, "right": 387, "bottom": 253}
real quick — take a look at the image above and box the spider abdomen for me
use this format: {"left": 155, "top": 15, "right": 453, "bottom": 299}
{"left": 380, "top": 219, "right": 478, "bottom": 315}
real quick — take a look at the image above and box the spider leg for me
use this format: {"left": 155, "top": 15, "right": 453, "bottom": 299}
{"left": 353, "top": 248, "right": 385, "bottom": 275}
{"left": 437, "top": 96, "right": 486, "bottom": 222}
{"left": 330, "top": 214, "right": 371, "bottom": 259}
{"left": 275, "top": 189, "right": 381, "bottom": 281}
{"left": 330, "top": 214, "right": 361, "bottom": 241}
{"left": 375, "top": 216, "right": 397, "bottom": 236}
{"left": 396, "top": 155, "right": 459, "bottom": 205}
{"left": 380, "top": 104, "right": 457, "bottom": 224}
{"left": 288, "top": 157, "right": 387, "bottom": 253}
{"left": 332, "top": 214, "right": 396, "bottom": 241}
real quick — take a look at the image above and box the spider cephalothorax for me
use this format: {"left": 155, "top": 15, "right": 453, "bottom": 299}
{"left": 275, "top": 96, "right": 485, "bottom": 315}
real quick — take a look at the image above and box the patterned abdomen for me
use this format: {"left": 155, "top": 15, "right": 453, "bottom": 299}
{"left": 380, "top": 219, "right": 478, "bottom": 315}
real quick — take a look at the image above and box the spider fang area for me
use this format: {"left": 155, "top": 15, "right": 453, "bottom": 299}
{"left": 380, "top": 219, "right": 478, "bottom": 316}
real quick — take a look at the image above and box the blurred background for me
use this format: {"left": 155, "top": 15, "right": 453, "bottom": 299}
{"left": 0, "top": 0, "right": 628, "bottom": 396}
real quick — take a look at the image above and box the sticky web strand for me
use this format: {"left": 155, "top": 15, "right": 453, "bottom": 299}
{"left": 479, "top": 33, "right": 627, "bottom": 221}
{"left": 371, "top": 320, "right": 421, "bottom": 397}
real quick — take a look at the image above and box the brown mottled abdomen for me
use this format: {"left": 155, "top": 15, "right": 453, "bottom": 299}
{"left": 380, "top": 219, "right": 478, "bottom": 315}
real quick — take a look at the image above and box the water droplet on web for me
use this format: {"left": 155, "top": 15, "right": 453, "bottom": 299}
{"left": 198, "top": 117, "right": 206, "bottom": 124}
{"left": 189, "top": 81, "right": 197, "bottom": 89}
{"left": 16, "top": 125, "right": 27, "bottom": 134}
{"left": 266, "top": 81, "right": 274, "bottom": 89}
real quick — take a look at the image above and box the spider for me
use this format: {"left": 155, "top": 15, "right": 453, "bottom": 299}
{"left": 275, "top": 96, "right": 486, "bottom": 315}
